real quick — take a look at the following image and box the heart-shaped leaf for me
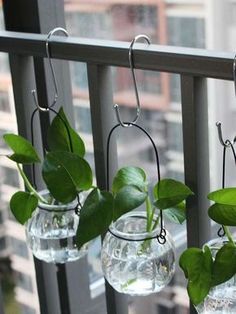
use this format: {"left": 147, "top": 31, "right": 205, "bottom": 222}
{"left": 208, "top": 203, "right": 236, "bottom": 226}
{"left": 42, "top": 151, "right": 93, "bottom": 203}
{"left": 208, "top": 188, "right": 236, "bottom": 206}
{"left": 112, "top": 166, "right": 147, "bottom": 194}
{"left": 10, "top": 191, "right": 38, "bottom": 224}
{"left": 179, "top": 246, "right": 213, "bottom": 305}
{"left": 76, "top": 188, "right": 113, "bottom": 248}
{"left": 164, "top": 202, "right": 186, "bottom": 224}
{"left": 47, "top": 107, "right": 85, "bottom": 157}
{"left": 3, "top": 134, "right": 40, "bottom": 164}
{"left": 113, "top": 185, "right": 147, "bottom": 221}
{"left": 212, "top": 243, "right": 236, "bottom": 286}
{"left": 154, "top": 178, "right": 193, "bottom": 210}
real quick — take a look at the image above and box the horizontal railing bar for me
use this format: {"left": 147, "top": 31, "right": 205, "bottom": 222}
{"left": 0, "top": 30, "right": 234, "bottom": 80}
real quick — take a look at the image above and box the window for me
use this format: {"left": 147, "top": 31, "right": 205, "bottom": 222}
{"left": 10, "top": 237, "right": 29, "bottom": 259}
{"left": 15, "top": 271, "right": 33, "bottom": 292}
{"left": 170, "top": 74, "right": 181, "bottom": 104}
{"left": 157, "top": 304, "right": 176, "bottom": 314}
{"left": 0, "top": 237, "right": 6, "bottom": 250}
{"left": 0, "top": 90, "right": 10, "bottom": 112}
{"left": 0, "top": 209, "right": 4, "bottom": 224}
{"left": 70, "top": 62, "right": 88, "bottom": 90}
{"left": 2, "top": 167, "right": 19, "bottom": 188}
{"left": 167, "top": 121, "right": 183, "bottom": 153}
{"left": 110, "top": 5, "right": 158, "bottom": 40}
{"left": 66, "top": 10, "right": 112, "bottom": 39}
{"left": 0, "top": 128, "right": 8, "bottom": 148}
{"left": 74, "top": 105, "right": 92, "bottom": 134}
{"left": 167, "top": 17, "right": 205, "bottom": 48}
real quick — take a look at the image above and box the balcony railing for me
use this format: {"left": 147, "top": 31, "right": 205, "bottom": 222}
{"left": 0, "top": 2, "right": 235, "bottom": 314}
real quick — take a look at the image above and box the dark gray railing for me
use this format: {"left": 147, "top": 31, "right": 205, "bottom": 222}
{"left": 0, "top": 14, "right": 235, "bottom": 314}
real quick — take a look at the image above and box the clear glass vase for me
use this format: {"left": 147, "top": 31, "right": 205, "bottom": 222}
{"left": 25, "top": 190, "right": 88, "bottom": 264}
{"left": 195, "top": 238, "right": 236, "bottom": 314}
{"left": 101, "top": 211, "right": 175, "bottom": 296}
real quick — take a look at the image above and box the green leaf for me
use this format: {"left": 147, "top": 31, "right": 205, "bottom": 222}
{"left": 212, "top": 243, "right": 236, "bottom": 286}
{"left": 10, "top": 191, "right": 38, "bottom": 224}
{"left": 112, "top": 166, "right": 147, "bottom": 194}
{"left": 208, "top": 188, "right": 236, "bottom": 206}
{"left": 208, "top": 203, "right": 236, "bottom": 226}
{"left": 47, "top": 107, "right": 85, "bottom": 157}
{"left": 3, "top": 133, "right": 40, "bottom": 164}
{"left": 113, "top": 185, "right": 147, "bottom": 221}
{"left": 42, "top": 151, "right": 93, "bottom": 203}
{"left": 164, "top": 202, "right": 186, "bottom": 224}
{"left": 153, "top": 178, "right": 193, "bottom": 210}
{"left": 179, "top": 246, "right": 213, "bottom": 305}
{"left": 76, "top": 188, "right": 113, "bottom": 248}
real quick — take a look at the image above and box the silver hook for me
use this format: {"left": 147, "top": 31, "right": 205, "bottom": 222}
{"left": 216, "top": 122, "right": 236, "bottom": 147}
{"left": 32, "top": 27, "right": 68, "bottom": 111}
{"left": 114, "top": 34, "right": 151, "bottom": 127}
{"left": 216, "top": 55, "right": 236, "bottom": 146}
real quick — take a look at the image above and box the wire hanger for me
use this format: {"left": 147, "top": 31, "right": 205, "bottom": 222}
{"left": 216, "top": 54, "right": 236, "bottom": 238}
{"left": 30, "top": 28, "right": 70, "bottom": 188}
{"left": 32, "top": 27, "right": 68, "bottom": 111}
{"left": 114, "top": 34, "right": 151, "bottom": 127}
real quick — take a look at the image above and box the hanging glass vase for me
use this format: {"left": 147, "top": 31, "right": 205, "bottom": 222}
{"left": 195, "top": 238, "right": 236, "bottom": 314}
{"left": 101, "top": 211, "right": 175, "bottom": 295}
{"left": 25, "top": 190, "right": 88, "bottom": 264}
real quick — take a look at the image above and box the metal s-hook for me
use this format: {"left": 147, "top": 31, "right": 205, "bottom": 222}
{"left": 216, "top": 121, "right": 236, "bottom": 147}
{"left": 46, "top": 27, "right": 68, "bottom": 109}
{"left": 215, "top": 54, "right": 236, "bottom": 146}
{"left": 114, "top": 34, "right": 151, "bottom": 127}
{"left": 32, "top": 27, "right": 68, "bottom": 111}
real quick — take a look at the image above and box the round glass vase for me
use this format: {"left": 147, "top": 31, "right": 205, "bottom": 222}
{"left": 101, "top": 211, "right": 175, "bottom": 296}
{"left": 25, "top": 190, "right": 88, "bottom": 264}
{"left": 195, "top": 237, "right": 236, "bottom": 314}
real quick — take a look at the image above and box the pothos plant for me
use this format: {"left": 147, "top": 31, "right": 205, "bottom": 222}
{"left": 2, "top": 107, "right": 193, "bottom": 251}
{"left": 179, "top": 188, "right": 236, "bottom": 306}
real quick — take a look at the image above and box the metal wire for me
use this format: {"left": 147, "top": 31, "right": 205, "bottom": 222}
{"left": 106, "top": 122, "right": 166, "bottom": 244}
{"left": 217, "top": 133, "right": 236, "bottom": 238}
{"left": 216, "top": 57, "right": 236, "bottom": 237}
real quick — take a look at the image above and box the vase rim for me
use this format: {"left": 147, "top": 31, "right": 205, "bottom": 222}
{"left": 38, "top": 189, "right": 79, "bottom": 211}
{"left": 109, "top": 211, "right": 160, "bottom": 241}
{"left": 204, "top": 237, "right": 233, "bottom": 248}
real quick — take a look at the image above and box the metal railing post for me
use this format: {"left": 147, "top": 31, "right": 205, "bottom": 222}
{"left": 2, "top": 1, "right": 91, "bottom": 314}
{"left": 181, "top": 75, "right": 211, "bottom": 313}
{"left": 87, "top": 64, "right": 129, "bottom": 314}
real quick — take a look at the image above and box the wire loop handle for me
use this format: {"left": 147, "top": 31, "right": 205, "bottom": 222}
{"left": 114, "top": 34, "right": 151, "bottom": 127}
{"left": 106, "top": 122, "right": 166, "bottom": 244}
{"left": 32, "top": 27, "right": 68, "bottom": 111}
{"left": 216, "top": 127, "right": 236, "bottom": 238}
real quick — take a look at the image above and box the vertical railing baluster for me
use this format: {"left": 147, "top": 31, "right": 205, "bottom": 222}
{"left": 181, "top": 75, "right": 211, "bottom": 314}
{"left": 87, "top": 64, "right": 129, "bottom": 314}
{"left": 2, "top": 1, "right": 93, "bottom": 314}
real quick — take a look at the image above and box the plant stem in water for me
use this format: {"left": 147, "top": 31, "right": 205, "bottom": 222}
{"left": 145, "top": 196, "right": 152, "bottom": 232}
{"left": 223, "top": 225, "right": 235, "bottom": 246}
